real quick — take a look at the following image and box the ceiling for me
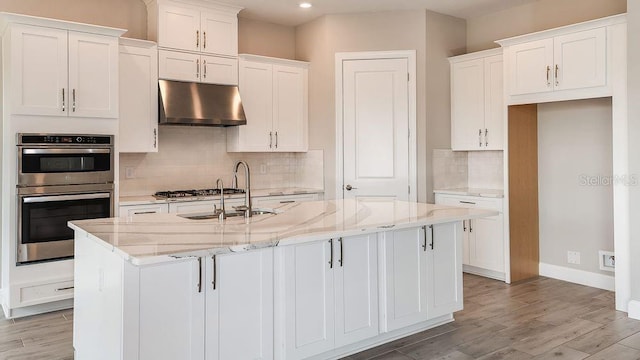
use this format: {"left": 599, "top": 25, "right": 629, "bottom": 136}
{"left": 218, "top": 0, "right": 539, "bottom": 27}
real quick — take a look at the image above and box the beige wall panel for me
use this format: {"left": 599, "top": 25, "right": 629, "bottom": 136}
{"left": 238, "top": 17, "right": 296, "bottom": 59}
{"left": 0, "top": 0, "right": 147, "bottom": 39}
{"left": 467, "top": 0, "right": 626, "bottom": 52}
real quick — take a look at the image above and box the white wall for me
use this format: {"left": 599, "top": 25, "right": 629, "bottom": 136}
{"left": 537, "top": 99, "right": 614, "bottom": 276}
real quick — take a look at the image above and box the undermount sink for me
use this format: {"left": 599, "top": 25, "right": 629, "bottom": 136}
{"left": 179, "top": 208, "right": 279, "bottom": 220}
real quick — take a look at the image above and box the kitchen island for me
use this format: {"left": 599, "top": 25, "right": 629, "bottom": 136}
{"left": 69, "top": 199, "right": 497, "bottom": 360}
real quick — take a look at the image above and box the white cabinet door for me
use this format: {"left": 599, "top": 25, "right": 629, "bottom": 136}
{"left": 158, "top": 49, "right": 200, "bottom": 82}
{"left": 383, "top": 227, "right": 428, "bottom": 331}
{"left": 169, "top": 200, "right": 217, "bottom": 214}
{"left": 119, "top": 41, "right": 158, "bottom": 153}
{"left": 68, "top": 32, "right": 119, "bottom": 118}
{"left": 469, "top": 215, "right": 505, "bottom": 273}
{"left": 119, "top": 204, "right": 168, "bottom": 217}
{"left": 284, "top": 240, "right": 335, "bottom": 359}
{"left": 200, "top": 11, "right": 237, "bottom": 57}
{"left": 9, "top": 24, "right": 68, "bottom": 116}
{"left": 235, "top": 60, "right": 273, "bottom": 151}
{"left": 483, "top": 54, "right": 504, "bottom": 150}
{"left": 201, "top": 55, "right": 238, "bottom": 85}
{"left": 334, "top": 234, "right": 379, "bottom": 347}
{"left": 508, "top": 38, "right": 554, "bottom": 95}
{"left": 426, "top": 223, "right": 463, "bottom": 319}
{"left": 272, "top": 65, "right": 308, "bottom": 152}
{"left": 158, "top": 4, "right": 201, "bottom": 52}
{"left": 206, "top": 250, "right": 273, "bottom": 360}
{"left": 138, "top": 258, "right": 205, "bottom": 360}
{"left": 451, "top": 58, "right": 484, "bottom": 150}
{"left": 554, "top": 28, "right": 606, "bottom": 91}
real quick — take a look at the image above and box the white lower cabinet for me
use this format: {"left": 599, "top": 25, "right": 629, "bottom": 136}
{"left": 283, "top": 234, "right": 379, "bottom": 359}
{"left": 119, "top": 203, "right": 169, "bottom": 216}
{"left": 206, "top": 250, "right": 273, "bottom": 360}
{"left": 426, "top": 223, "right": 464, "bottom": 318}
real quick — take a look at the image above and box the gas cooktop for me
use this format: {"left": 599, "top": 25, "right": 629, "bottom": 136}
{"left": 153, "top": 188, "right": 245, "bottom": 199}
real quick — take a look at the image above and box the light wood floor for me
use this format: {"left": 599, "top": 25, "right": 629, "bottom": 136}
{"left": 1, "top": 274, "right": 638, "bottom": 359}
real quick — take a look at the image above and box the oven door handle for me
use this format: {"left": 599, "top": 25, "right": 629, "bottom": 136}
{"left": 22, "top": 193, "right": 111, "bottom": 203}
{"left": 21, "top": 148, "right": 111, "bottom": 155}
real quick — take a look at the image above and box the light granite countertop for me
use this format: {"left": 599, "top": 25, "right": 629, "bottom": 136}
{"left": 433, "top": 188, "right": 504, "bottom": 198}
{"left": 69, "top": 199, "right": 497, "bottom": 266}
{"left": 119, "top": 187, "right": 324, "bottom": 206}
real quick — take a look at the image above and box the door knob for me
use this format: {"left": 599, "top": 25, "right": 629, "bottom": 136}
{"left": 345, "top": 184, "right": 357, "bottom": 191}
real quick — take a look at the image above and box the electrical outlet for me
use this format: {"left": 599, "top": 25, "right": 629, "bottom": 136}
{"left": 599, "top": 250, "right": 615, "bottom": 272}
{"left": 567, "top": 251, "right": 581, "bottom": 265}
{"left": 125, "top": 167, "right": 135, "bottom": 179}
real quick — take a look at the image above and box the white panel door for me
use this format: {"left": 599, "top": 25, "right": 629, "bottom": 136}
{"left": 334, "top": 234, "right": 379, "bottom": 347}
{"left": 10, "top": 24, "right": 68, "bottom": 116}
{"left": 342, "top": 58, "right": 409, "bottom": 200}
{"left": 273, "top": 64, "right": 307, "bottom": 152}
{"left": 284, "top": 240, "right": 335, "bottom": 359}
{"left": 238, "top": 59, "right": 273, "bottom": 151}
{"left": 68, "top": 32, "right": 119, "bottom": 118}
{"left": 201, "top": 55, "right": 238, "bottom": 85}
{"left": 206, "top": 250, "right": 273, "bottom": 360}
{"left": 554, "top": 28, "right": 606, "bottom": 91}
{"left": 158, "top": 49, "right": 200, "bottom": 82}
{"left": 119, "top": 43, "right": 158, "bottom": 153}
{"left": 483, "top": 54, "right": 504, "bottom": 150}
{"left": 158, "top": 4, "right": 201, "bottom": 52}
{"left": 426, "top": 223, "right": 463, "bottom": 319}
{"left": 469, "top": 215, "right": 505, "bottom": 273}
{"left": 451, "top": 58, "right": 484, "bottom": 150}
{"left": 508, "top": 38, "right": 554, "bottom": 95}
{"left": 138, "top": 258, "right": 205, "bottom": 360}
{"left": 383, "top": 227, "right": 428, "bottom": 331}
{"left": 200, "top": 11, "right": 238, "bottom": 56}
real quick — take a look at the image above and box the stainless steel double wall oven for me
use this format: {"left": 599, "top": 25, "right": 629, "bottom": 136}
{"left": 16, "top": 134, "right": 114, "bottom": 264}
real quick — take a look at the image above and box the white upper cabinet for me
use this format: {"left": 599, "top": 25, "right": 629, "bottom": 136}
{"left": 8, "top": 23, "right": 121, "bottom": 118}
{"left": 449, "top": 48, "right": 503, "bottom": 151}
{"left": 157, "top": 4, "right": 201, "bottom": 52}
{"left": 498, "top": 14, "right": 625, "bottom": 104}
{"left": 227, "top": 55, "right": 308, "bottom": 153}
{"left": 200, "top": 10, "right": 238, "bottom": 56}
{"left": 119, "top": 38, "right": 158, "bottom": 153}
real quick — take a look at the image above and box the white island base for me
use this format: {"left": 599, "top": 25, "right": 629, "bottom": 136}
{"left": 70, "top": 200, "right": 495, "bottom": 360}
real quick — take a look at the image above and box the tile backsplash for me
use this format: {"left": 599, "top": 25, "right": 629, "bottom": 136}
{"left": 432, "top": 149, "right": 503, "bottom": 190}
{"left": 119, "top": 126, "right": 324, "bottom": 196}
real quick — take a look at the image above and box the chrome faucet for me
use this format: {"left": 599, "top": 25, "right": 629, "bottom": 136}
{"left": 216, "top": 178, "right": 226, "bottom": 221}
{"left": 232, "top": 161, "right": 252, "bottom": 217}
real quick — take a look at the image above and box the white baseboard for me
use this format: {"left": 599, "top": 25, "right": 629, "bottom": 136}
{"left": 538, "top": 262, "right": 615, "bottom": 291}
{"left": 628, "top": 300, "right": 640, "bottom": 320}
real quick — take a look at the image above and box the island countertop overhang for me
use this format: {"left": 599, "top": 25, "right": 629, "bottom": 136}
{"left": 69, "top": 199, "right": 497, "bottom": 265}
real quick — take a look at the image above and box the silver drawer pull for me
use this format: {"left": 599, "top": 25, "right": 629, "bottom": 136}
{"left": 55, "top": 286, "right": 74, "bottom": 292}
{"left": 134, "top": 211, "right": 156, "bottom": 215}
{"left": 459, "top": 201, "right": 476, "bottom": 205}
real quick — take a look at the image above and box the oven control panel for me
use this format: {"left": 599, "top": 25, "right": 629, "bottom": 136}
{"left": 18, "top": 134, "right": 113, "bottom": 145}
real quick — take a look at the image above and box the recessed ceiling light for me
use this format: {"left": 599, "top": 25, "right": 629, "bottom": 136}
{"left": 299, "top": 2, "right": 312, "bottom": 9}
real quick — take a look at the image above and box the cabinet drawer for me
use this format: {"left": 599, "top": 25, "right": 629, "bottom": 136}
{"left": 435, "top": 194, "right": 502, "bottom": 212}
{"left": 18, "top": 280, "right": 74, "bottom": 306}
{"left": 119, "top": 204, "right": 168, "bottom": 216}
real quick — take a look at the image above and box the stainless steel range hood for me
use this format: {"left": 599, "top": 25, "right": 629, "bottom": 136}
{"left": 158, "top": 79, "right": 246, "bottom": 126}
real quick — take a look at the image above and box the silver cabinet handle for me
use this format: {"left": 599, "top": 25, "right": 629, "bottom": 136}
{"left": 275, "top": 131, "right": 278, "bottom": 149}
{"left": 269, "top": 132, "right": 273, "bottom": 149}
{"left": 203, "top": 31, "right": 206, "bottom": 49}
{"left": 62, "top": 88, "right": 65, "bottom": 112}
{"left": 422, "top": 225, "right": 427, "bottom": 251}
{"left": 459, "top": 200, "right": 476, "bottom": 205}
{"left": 329, "top": 239, "right": 334, "bottom": 269}
{"left": 55, "top": 286, "right": 74, "bottom": 292}
{"left": 546, "top": 65, "right": 551, "bottom": 86}
{"left": 203, "top": 59, "right": 207, "bottom": 79}
{"left": 196, "top": 59, "right": 200, "bottom": 79}
{"left": 338, "top": 237, "right": 343, "bottom": 267}
{"left": 485, "top": 128, "right": 488, "bottom": 147}
{"left": 153, "top": 128, "right": 157, "bottom": 148}
{"left": 463, "top": 220, "right": 467, "bottom": 232}
{"left": 133, "top": 211, "right": 157, "bottom": 215}
{"left": 478, "top": 128, "right": 482, "bottom": 147}
{"left": 196, "top": 30, "right": 199, "bottom": 48}
{"left": 429, "top": 225, "right": 434, "bottom": 250}
{"left": 72, "top": 89, "right": 76, "bottom": 112}
{"left": 555, "top": 64, "right": 559, "bottom": 86}
{"left": 197, "top": 257, "right": 202, "bottom": 293}
{"left": 345, "top": 184, "right": 358, "bottom": 191}
{"left": 469, "top": 220, "right": 473, "bottom": 233}
{"left": 212, "top": 255, "right": 217, "bottom": 290}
